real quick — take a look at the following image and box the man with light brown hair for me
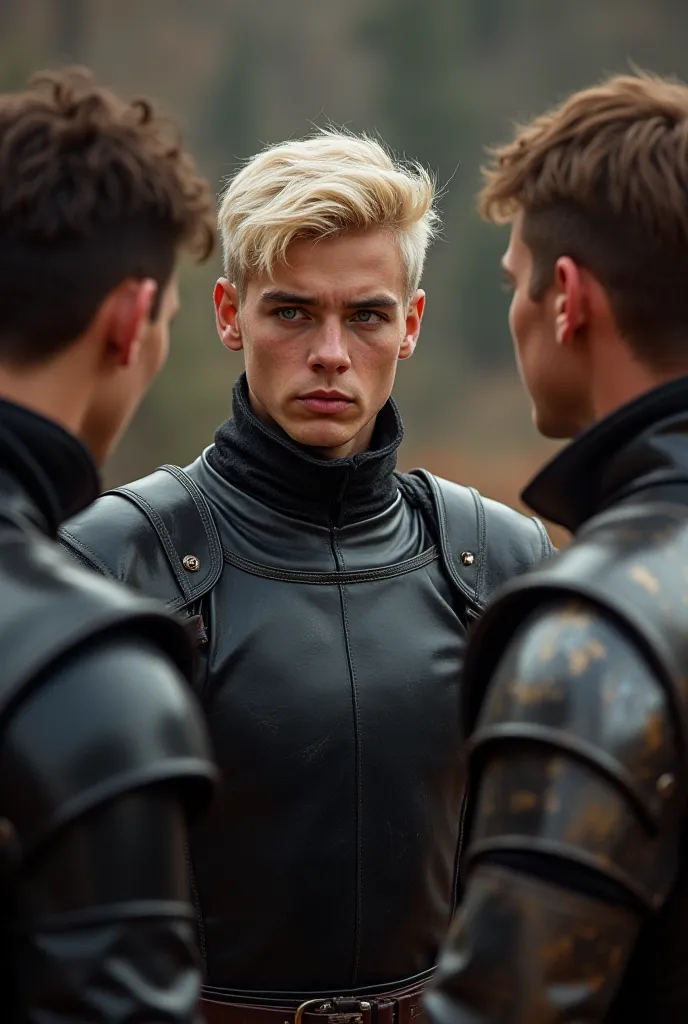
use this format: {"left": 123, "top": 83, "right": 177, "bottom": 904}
{"left": 424, "top": 71, "right": 688, "bottom": 1024}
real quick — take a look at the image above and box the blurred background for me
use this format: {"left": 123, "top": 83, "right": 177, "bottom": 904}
{"left": 4, "top": 0, "right": 688, "bottom": 543}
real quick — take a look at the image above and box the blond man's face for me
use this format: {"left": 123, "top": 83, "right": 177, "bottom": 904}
{"left": 215, "top": 229, "right": 425, "bottom": 457}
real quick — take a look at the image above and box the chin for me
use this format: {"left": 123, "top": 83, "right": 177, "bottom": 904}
{"left": 287, "top": 419, "right": 358, "bottom": 450}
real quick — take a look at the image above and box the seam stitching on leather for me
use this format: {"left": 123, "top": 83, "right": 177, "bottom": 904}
{"left": 337, "top": 580, "right": 363, "bottom": 985}
{"left": 468, "top": 486, "right": 488, "bottom": 603}
{"left": 221, "top": 546, "right": 438, "bottom": 584}
{"left": 115, "top": 487, "right": 192, "bottom": 601}
{"left": 59, "top": 528, "right": 118, "bottom": 580}
{"left": 159, "top": 466, "right": 223, "bottom": 593}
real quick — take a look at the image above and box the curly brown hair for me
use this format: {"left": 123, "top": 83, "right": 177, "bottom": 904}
{"left": 0, "top": 66, "right": 215, "bottom": 364}
{"left": 479, "top": 72, "right": 688, "bottom": 366}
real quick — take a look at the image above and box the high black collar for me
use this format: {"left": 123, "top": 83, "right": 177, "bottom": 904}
{"left": 523, "top": 376, "right": 688, "bottom": 532}
{"left": 206, "top": 373, "right": 403, "bottom": 527}
{"left": 0, "top": 399, "right": 100, "bottom": 535}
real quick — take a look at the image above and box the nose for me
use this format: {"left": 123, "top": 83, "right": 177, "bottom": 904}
{"left": 307, "top": 320, "right": 351, "bottom": 374}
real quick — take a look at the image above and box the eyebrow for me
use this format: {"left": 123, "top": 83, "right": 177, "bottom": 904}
{"left": 259, "top": 289, "right": 398, "bottom": 309}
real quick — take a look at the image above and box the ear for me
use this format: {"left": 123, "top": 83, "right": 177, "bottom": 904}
{"left": 399, "top": 289, "right": 425, "bottom": 361}
{"left": 214, "top": 278, "right": 244, "bottom": 352}
{"left": 100, "top": 278, "right": 158, "bottom": 367}
{"left": 553, "top": 257, "right": 585, "bottom": 346}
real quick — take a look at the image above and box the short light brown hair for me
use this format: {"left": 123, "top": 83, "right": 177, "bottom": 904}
{"left": 218, "top": 130, "right": 439, "bottom": 302}
{"left": 0, "top": 67, "right": 215, "bottom": 365}
{"left": 479, "top": 72, "right": 688, "bottom": 366}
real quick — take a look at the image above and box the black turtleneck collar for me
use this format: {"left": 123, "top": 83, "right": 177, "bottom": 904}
{"left": 206, "top": 373, "right": 403, "bottom": 527}
{"left": 523, "top": 376, "right": 688, "bottom": 532}
{"left": 0, "top": 399, "right": 100, "bottom": 535}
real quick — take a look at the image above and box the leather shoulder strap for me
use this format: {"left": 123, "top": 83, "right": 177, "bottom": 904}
{"left": 114, "top": 464, "right": 221, "bottom": 599}
{"left": 108, "top": 464, "right": 223, "bottom": 609}
{"left": 60, "top": 464, "right": 223, "bottom": 613}
{"left": 410, "top": 468, "right": 553, "bottom": 614}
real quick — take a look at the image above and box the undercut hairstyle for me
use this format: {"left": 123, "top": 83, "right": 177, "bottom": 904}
{"left": 479, "top": 72, "right": 688, "bottom": 367}
{"left": 0, "top": 66, "right": 215, "bottom": 366}
{"left": 218, "top": 130, "right": 439, "bottom": 302}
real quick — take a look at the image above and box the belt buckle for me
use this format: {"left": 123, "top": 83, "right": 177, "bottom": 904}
{"left": 294, "top": 998, "right": 372, "bottom": 1024}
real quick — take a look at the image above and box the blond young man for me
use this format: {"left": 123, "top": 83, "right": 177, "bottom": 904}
{"left": 60, "top": 133, "right": 552, "bottom": 1022}
{"left": 424, "top": 73, "right": 688, "bottom": 1024}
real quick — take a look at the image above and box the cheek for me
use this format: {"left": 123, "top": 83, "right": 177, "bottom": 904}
{"left": 154, "top": 329, "right": 171, "bottom": 373}
{"left": 357, "top": 333, "right": 401, "bottom": 386}
{"left": 508, "top": 289, "right": 530, "bottom": 350}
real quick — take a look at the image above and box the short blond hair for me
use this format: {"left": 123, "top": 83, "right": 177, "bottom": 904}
{"left": 218, "top": 130, "right": 439, "bottom": 300}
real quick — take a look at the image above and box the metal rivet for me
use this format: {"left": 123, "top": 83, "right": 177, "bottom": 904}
{"left": 460, "top": 551, "right": 475, "bottom": 566}
{"left": 183, "top": 554, "right": 201, "bottom": 572}
{"left": 657, "top": 772, "right": 676, "bottom": 799}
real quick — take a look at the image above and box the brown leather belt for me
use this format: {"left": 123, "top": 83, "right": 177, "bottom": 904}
{"left": 200, "top": 977, "right": 428, "bottom": 1024}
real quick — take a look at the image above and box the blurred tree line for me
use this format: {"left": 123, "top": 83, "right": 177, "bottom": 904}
{"left": 0, "top": 0, "right": 686, "bottom": 512}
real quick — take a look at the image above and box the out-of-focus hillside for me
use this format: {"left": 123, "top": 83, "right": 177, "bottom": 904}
{"left": 0, "top": 0, "right": 684, "bottom": 523}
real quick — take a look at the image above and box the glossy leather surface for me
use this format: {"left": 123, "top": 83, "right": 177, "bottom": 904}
{"left": 60, "top": 441, "right": 551, "bottom": 998}
{"left": 428, "top": 379, "right": 688, "bottom": 1024}
{"left": 191, "top": 452, "right": 467, "bottom": 992}
{"left": 426, "top": 864, "right": 638, "bottom": 1024}
{"left": 0, "top": 415, "right": 216, "bottom": 1021}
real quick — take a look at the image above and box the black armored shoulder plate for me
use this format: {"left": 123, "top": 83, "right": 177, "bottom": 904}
{"left": 59, "top": 464, "right": 223, "bottom": 613}
{"left": 407, "top": 469, "right": 554, "bottom": 614}
{"left": 462, "top": 500, "right": 688, "bottom": 752}
{"left": 0, "top": 634, "right": 215, "bottom": 863}
{"left": 466, "top": 598, "right": 682, "bottom": 911}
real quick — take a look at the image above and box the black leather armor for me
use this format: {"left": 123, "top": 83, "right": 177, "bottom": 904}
{"left": 0, "top": 398, "right": 216, "bottom": 1023}
{"left": 426, "top": 376, "right": 688, "bottom": 1024}
{"left": 60, "top": 374, "right": 552, "bottom": 1000}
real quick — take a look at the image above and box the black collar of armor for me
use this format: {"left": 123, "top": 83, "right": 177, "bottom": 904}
{"left": 206, "top": 372, "right": 404, "bottom": 527}
{"left": 0, "top": 399, "right": 100, "bottom": 535}
{"left": 523, "top": 375, "right": 688, "bottom": 532}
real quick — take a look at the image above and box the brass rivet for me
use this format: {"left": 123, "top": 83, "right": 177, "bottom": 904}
{"left": 657, "top": 772, "right": 676, "bottom": 799}
{"left": 183, "top": 554, "right": 201, "bottom": 572}
{"left": 460, "top": 551, "right": 475, "bottom": 566}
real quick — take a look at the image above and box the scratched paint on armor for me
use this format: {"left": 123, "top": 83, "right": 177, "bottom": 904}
{"left": 468, "top": 601, "right": 681, "bottom": 908}
{"left": 558, "top": 504, "right": 688, "bottom": 710}
{"left": 428, "top": 863, "right": 638, "bottom": 1021}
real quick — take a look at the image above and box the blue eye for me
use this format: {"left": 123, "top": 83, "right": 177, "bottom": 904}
{"left": 275, "top": 307, "right": 302, "bottom": 320}
{"left": 352, "top": 310, "right": 384, "bottom": 323}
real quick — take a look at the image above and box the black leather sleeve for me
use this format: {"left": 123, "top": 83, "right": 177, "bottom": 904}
{"left": 0, "top": 634, "right": 216, "bottom": 1023}
{"left": 425, "top": 599, "right": 683, "bottom": 1024}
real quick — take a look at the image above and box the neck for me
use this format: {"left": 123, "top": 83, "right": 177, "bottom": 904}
{"left": 0, "top": 356, "right": 94, "bottom": 444}
{"left": 523, "top": 374, "right": 688, "bottom": 533}
{"left": 586, "top": 334, "right": 688, "bottom": 427}
{"left": 0, "top": 397, "right": 100, "bottom": 533}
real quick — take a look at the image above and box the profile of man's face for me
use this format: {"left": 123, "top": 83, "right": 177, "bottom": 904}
{"left": 215, "top": 228, "right": 425, "bottom": 458}
{"left": 85, "top": 278, "right": 180, "bottom": 465}
{"left": 503, "top": 213, "right": 591, "bottom": 440}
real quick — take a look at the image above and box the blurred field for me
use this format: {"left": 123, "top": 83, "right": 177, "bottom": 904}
{"left": 4, "top": 0, "right": 682, "bottom": 520}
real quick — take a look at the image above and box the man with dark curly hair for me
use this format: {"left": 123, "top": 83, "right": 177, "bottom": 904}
{"left": 0, "top": 67, "right": 217, "bottom": 1023}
